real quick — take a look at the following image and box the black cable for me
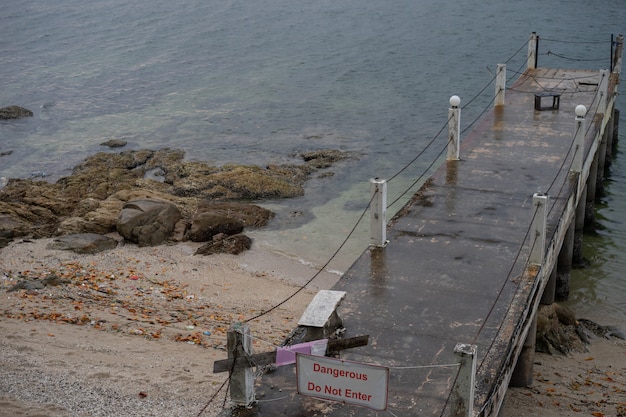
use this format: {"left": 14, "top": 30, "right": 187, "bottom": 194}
{"left": 244, "top": 192, "right": 376, "bottom": 323}
{"left": 196, "top": 376, "right": 230, "bottom": 417}
{"left": 540, "top": 37, "right": 610, "bottom": 44}
{"left": 387, "top": 141, "right": 448, "bottom": 209}
{"left": 545, "top": 50, "right": 608, "bottom": 62}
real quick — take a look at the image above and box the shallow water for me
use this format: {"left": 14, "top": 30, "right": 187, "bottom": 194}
{"left": 1, "top": 0, "right": 625, "bottom": 328}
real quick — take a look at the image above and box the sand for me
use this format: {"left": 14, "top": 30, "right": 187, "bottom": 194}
{"left": 1, "top": 237, "right": 624, "bottom": 416}
{"left": 500, "top": 338, "right": 626, "bottom": 417}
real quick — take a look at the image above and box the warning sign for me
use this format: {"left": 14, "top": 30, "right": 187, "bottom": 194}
{"left": 296, "top": 354, "right": 389, "bottom": 410}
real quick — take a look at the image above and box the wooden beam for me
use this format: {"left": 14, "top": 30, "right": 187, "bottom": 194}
{"left": 213, "top": 335, "right": 369, "bottom": 373}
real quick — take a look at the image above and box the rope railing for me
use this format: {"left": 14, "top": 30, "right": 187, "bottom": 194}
{"left": 201, "top": 33, "right": 619, "bottom": 416}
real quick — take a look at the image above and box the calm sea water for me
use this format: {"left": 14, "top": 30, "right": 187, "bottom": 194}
{"left": 1, "top": 0, "right": 624, "bottom": 328}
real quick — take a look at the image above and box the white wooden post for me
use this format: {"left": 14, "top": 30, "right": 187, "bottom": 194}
{"left": 452, "top": 343, "right": 477, "bottom": 417}
{"left": 447, "top": 95, "right": 461, "bottom": 160}
{"left": 530, "top": 192, "right": 548, "bottom": 265}
{"left": 227, "top": 322, "right": 255, "bottom": 407}
{"left": 572, "top": 105, "right": 587, "bottom": 174}
{"left": 495, "top": 64, "right": 506, "bottom": 106}
{"left": 527, "top": 32, "right": 538, "bottom": 69}
{"left": 370, "top": 178, "right": 387, "bottom": 247}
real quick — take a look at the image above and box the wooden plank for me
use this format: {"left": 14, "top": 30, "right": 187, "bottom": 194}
{"left": 213, "top": 335, "right": 369, "bottom": 373}
{"left": 298, "top": 290, "right": 346, "bottom": 327}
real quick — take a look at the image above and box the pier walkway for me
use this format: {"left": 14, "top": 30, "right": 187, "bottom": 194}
{"left": 223, "top": 34, "right": 623, "bottom": 417}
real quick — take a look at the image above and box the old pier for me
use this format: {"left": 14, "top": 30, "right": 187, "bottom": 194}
{"left": 218, "top": 33, "right": 623, "bottom": 417}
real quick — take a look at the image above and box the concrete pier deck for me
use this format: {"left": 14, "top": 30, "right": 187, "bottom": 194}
{"left": 226, "top": 47, "right": 622, "bottom": 417}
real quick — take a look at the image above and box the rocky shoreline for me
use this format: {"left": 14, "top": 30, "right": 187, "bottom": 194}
{"left": 1, "top": 146, "right": 353, "bottom": 254}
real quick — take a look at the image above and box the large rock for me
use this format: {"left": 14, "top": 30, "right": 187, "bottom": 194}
{"left": 186, "top": 212, "right": 244, "bottom": 242}
{"left": 117, "top": 199, "right": 181, "bottom": 246}
{"left": 0, "top": 105, "right": 33, "bottom": 119}
{"left": 195, "top": 233, "right": 252, "bottom": 255}
{"left": 196, "top": 201, "right": 274, "bottom": 228}
{"left": 536, "top": 303, "right": 583, "bottom": 355}
{"left": 47, "top": 233, "right": 118, "bottom": 254}
{"left": 184, "top": 202, "right": 274, "bottom": 243}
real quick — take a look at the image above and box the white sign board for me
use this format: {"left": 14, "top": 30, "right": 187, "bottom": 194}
{"left": 296, "top": 353, "right": 389, "bottom": 411}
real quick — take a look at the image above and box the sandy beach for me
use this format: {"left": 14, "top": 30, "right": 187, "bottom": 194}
{"left": 1, "top": 237, "right": 624, "bottom": 417}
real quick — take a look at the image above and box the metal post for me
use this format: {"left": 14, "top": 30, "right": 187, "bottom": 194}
{"left": 611, "top": 34, "right": 614, "bottom": 73}
{"left": 572, "top": 105, "right": 586, "bottom": 174}
{"left": 369, "top": 178, "right": 387, "bottom": 247}
{"left": 527, "top": 32, "right": 538, "bottom": 69}
{"left": 447, "top": 95, "right": 461, "bottom": 160}
{"left": 495, "top": 64, "right": 506, "bottom": 106}
{"left": 227, "top": 322, "right": 255, "bottom": 407}
{"left": 530, "top": 192, "right": 548, "bottom": 265}
{"left": 452, "top": 343, "right": 477, "bottom": 417}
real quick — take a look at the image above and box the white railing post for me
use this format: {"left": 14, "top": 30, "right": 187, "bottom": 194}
{"left": 572, "top": 105, "right": 587, "bottom": 174}
{"left": 527, "top": 32, "right": 538, "bottom": 69}
{"left": 495, "top": 64, "right": 506, "bottom": 106}
{"left": 452, "top": 343, "right": 477, "bottom": 417}
{"left": 227, "top": 322, "right": 255, "bottom": 407}
{"left": 530, "top": 192, "right": 548, "bottom": 265}
{"left": 447, "top": 95, "right": 461, "bottom": 160}
{"left": 369, "top": 178, "right": 387, "bottom": 247}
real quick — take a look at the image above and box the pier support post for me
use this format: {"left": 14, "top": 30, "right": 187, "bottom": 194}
{"left": 370, "top": 178, "right": 387, "bottom": 247}
{"left": 573, "top": 186, "right": 587, "bottom": 267}
{"left": 604, "top": 110, "right": 616, "bottom": 171}
{"left": 510, "top": 315, "right": 537, "bottom": 387}
{"left": 556, "top": 221, "right": 575, "bottom": 301}
{"left": 495, "top": 64, "right": 506, "bottom": 106}
{"left": 227, "top": 322, "right": 255, "bottom": 407}
{"left": 452, "top": 343, "right": 477, "bottom": 417}
{"left": 613, "top": 108, "right": 620, "bottom": 148}
{"left": 530, "top": 193, "right": 548, "bottom": 265}
{"left": 527, "top": 32, "right": 538, "bottom": 69}
{"left": 597, "top": 121, "right": 609, "bottom": 197}
{"left": 541, "top": 264, "right": 557, "bottom": 305}
{"left": 447, "top": 95, "right": 461, "bottom": 160}
{"left": 586, "top": 150, "right": 599, "bottom": 225}
{"left": 572, "top": 105, "right": 587, "bottom": 174}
